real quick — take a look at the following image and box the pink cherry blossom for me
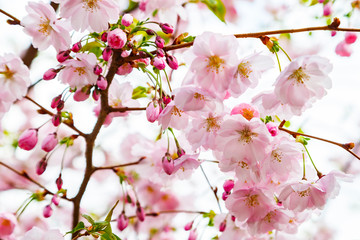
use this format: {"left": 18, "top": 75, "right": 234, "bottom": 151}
{"left": 273, "top": 55, "right": 332, "bottom": 114}
{"left": 146, "top": 101, "right": 161, "bottom": 123}
{"left": 18, "top": 128, "right": 38, "bottom": 151}
{"left": 22, "top": 2, "right": 71, "bottom": 51}
{"left": 58, "top": 0, "right": 120, "bottom": 32}
{"left": 157, "top": 101, "right": 189, "bottom": 130}
{"left": 184, "top": 32, "right": 239, "bottom": 97}
{"left": 230, "top": 103, "right": 260, "bottom": 121}
{"left": 20, "top": 227, "right": 63, "bottom": 240}
{"left": 0, "top": 213, "right": 17, "bottom": 238}
{"left": 0, "top": 53, "right": 31, "bottom": 102}
{"left": 247, "top": 208, "right": 290, "bottom": 235}
{"left": 153, "top": 57, "right": 166, "bottom": 70}
{"left": 265, "top": 122, "right": 278, "bottom": 136}
{"left": 121, "top": 14, "right": 133, "bottom": 27}
{"left": 335, "top": 41, "right": 352, "bottom": 57}
{"left": 344, "top": 32, "right": 357, "bottom": 44}
{"left": 107, "top": 29, "right": 127, "bottom": 49}
{"left": 229, "top": 53, "right": 273, "bottom": 97}
{"left": 59, "top": 53, "right": 98, "bottom": 88}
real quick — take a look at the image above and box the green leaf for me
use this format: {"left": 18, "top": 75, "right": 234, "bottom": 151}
{"left": 284, "top": 121, "right": 291, "bottom": 128}
{"left": 202, "top": 210, "right": 216, "bottom": 226}
{"left": 89, "top": 32, "right": 101, "bottom": 38}
{"left": 200, "top": 0, "right": 226, "bottom": 22}
{"left": 182, "top": 36, "right": 196, "bottom": 43}
{"left": 89, "top": 47, "right": 102, "bottom": 58}
{"left": 124, "top": 0, "right": 139, "bottom": 13}
{"left": 82, "top": 214, "right": 95, "bottom": 225}
{"left": 100, "top": 201, "right": 119, "bottom": 238}
{"left": 81, "top": 41, "right": 103, "bottom": 52}
{"left": 132, "top": 86, "right": 149, "bottom": 99}
{"left": 65, "top": 221, "right": 85, "bottom": 235}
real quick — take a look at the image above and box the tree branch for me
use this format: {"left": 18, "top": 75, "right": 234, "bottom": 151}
{"left": 0, "top": 9, "right": 20, "bottom": 25}
{"left": 93, "top": 157, "right": 146, "bottom": 171}
{"left": 108, "top": 106, "right": 146, "bottom": 113}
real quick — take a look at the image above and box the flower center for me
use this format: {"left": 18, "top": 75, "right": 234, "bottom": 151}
{"left": 237, "top": 161, "right": 249, "bottom": 169}
{"left": 206, "top": 55, "right": 225, "bottom": 73}
{"left": 297, "top": 187, "right": 310, "bottom": 197}
{"left": 288, "top": 67, "right": 309, "bottom": 84}
{"left": 263, "top": 211, "right": 275, "bottom": 223}
{"left": 271, "top": 149, "right": 283, "bottom": 163}
{"left": 237, "top": 61, "right": 252, "bottom": 79}
{"left": 193, "top": 92, "right": 205, "bottom": 101}
{"left": 244, "top": 194, "right": 259, "bottom": 207}
{"left": 241, "top": 108, "right": 255, "bottom": 121}
{"left": 82, "top": 0, "right": 100, "bottom": 11}
{"left": 171, "top": 106, "right": 183, "bottom": 117}
{"left": 0, "top": 65, "right": 14, "bottom": 80}
{"left": 204, "top": 114, "right": 221, "bottom": 132}
{"left": 38, "top": 17, "right": 51, "bottom": 36}
{"left": 237, "top": 126, "right": 258, "bottom": 144}
{"left": 74, "top": 67, "right": 86, "bottom": 76}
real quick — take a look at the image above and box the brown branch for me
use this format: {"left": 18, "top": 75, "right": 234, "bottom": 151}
{"left": 111, "top": 209, "right": 207, "bottom": 221}
{"left": 0, "top": 9, "right": 20, "bottom": 25}
{"left": 93, "top": 157, "right": 146, "bottom": 171}
{"left": 278, "top": 120, "right": 360, "bottom": 161}
{"left": 24, "top": 96, "right": 87, "bottom": 138}
{"left": 0, "top": 161, "right": 71, "bottom": 201}
{"left": 109, "top": 106, "right": 146, "bottom": 113}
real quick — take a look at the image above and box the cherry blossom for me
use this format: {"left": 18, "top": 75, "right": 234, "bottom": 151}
{"left": 22, "top": 1, "right": 71, "bottom": 51}
{"left": 0, "top": 213, "right": 17, "bottom": 238}
{"left": 19, "top": 227, "right": 63, "bottom": 240}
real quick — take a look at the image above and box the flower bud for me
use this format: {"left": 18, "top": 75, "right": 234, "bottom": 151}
{"left": 102, "top": 47, "right": 112, "bottom": 61}
{"left": 56, "top": 100, "right": 65, "bottom": 111}
{"left": 219, "top": 220, "right": 226, "bottom": 232}
{"left": 156, "top": 48, "right": 165, "bottom": 58}
{"left": 0, "top": 213, "right": 17, "bottom": 237}
{"left": 92, "top": 89, "right": 100, "bottom": 101}
{"left": 162, "top": 153, "right": 174, "bottom": 175}
{"left": 136, "top": 204, "right": 145, "bottom": 222}
{"left": 18, "top": 129, "right": 38, "bottom": 151}
{"left": 163, "top": 95, "right": 171, "bottom": 105}
{"left": 166, "top": 55, "right": 179, "bottom": 70}
{"left": 177, "top": 148, "right": 185, "bottom": 157}
{"left": 43, "top": 205, "right": 52, "bottom": 218}
{"left": 97, "top": 76, "right": 108, "bottom": 90}
{"left": 155, "top": 36, "right": 165, "bottom": 48}
{"left": 117, "top": 213, "right": 129, "bottom": 231}
{"left": 41, "top": 133, "right": 58, "bottom": 152}
{"left": 146, "top": 101, "right": 161, "bottom": 123}
{"left": 108, "top": 29, "right": 127, "bottom": 49}
{"left": 153, "top": 57, "right": 166, "bottom": 70}
{"left": 71, "top": 41, "right": 82, "bottom": 52}
{"left": 43, "top": 68, "right": 57, "bottom": 80}
{"left": 222, "top": 191, "right": 230, "bottom": 201}
{"left": 121, "top": 13, "right": 133, "bottom": 27}
{"left": 101, "top": 32, "right": 108, "bottom": 42}
{"left": 184, "top": 221, "right": 193, "bottom": 231}
{"left": 160, "top": 23, "right": 174, "bottom": 34}
{"left": 231, "top": 215, "right": 236, "bottom": 221}
{"left": 73, "top": 89, "right": 90, "bottom": 102}
{"left": 56, "top": 50, "right": 70, "bottom": 63}
{"left": 331, "top": 31, "right": 337, "bottom": 37}
{"left": 51, "top": 95, "right": 62, "bottom": 109}
{"left": 52, "top": 112, "right": 62, "bottom": 127}
{"left": 117, "top": 63, "right": 133, "bottom": 75}
{"left": 93, "top": 65, "right": 103, "bottom": 75}
{"left": 56, "top": 174, "right": 63, "bottom": 190}
{"left": 223, "top": 179, "right": 234, "bottom": 192}
{"left": 146, "top": 29, "right": 155, "bottom": 35}
{"left": 188, "top": 230, "right": 197, "bottom": 240}
{"left": 345, "top": 32, "right": 357, "bottom": 44}
{"left": 52, "top": 194, "right": 60, "bottom": 206}
{"left": 36, "top": 158, "right": 47, "bottom": 175}
{"left": 139, "top": 1, "right": 147, "bottom": 11}
{"left": 266, "top": 122, "right": 278, "bottom": 136}
{"left": 323, "top": 3, "right": 332, "bottom": 16}
{"left": 335, "top": 41, "right": 352, "bottom": 57}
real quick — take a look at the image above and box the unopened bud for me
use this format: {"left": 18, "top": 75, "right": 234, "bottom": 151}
{"left": 43, "top": 205, "right": 52, "bottom": 218}
{"left": 222, "top": 191, "right": 230, "bottom": 201}
{"left": 136, "top": 204, "right": 145, "bottom": 222}
{"left": 219, "top": 220, "right": 226, "bottom": 232}
{"left": 153, "top": 57, "right": 166, "bottom": 70}
{"left": 52, "top": 112, "right": 62, "bottom": 127}
{"left": 162, "top": 153, "right": 174, "bottom": 175}
{"left": 102, "top": 47, "right": 112, "bottom": 61}
{"left": 223, "top": 179, "right": 234, "bottom": 192}
{"left": 18, "top": 129, "right": 38, "bottom": 151}
{"left": 41, "top": 133, "right": 58, "bottom": 152}
{"left": 121, "top": 14, "right": 133, "bottom": 27}
{"left": 51, "top": 95, "right": 62, "bottom": 109}
{"left": 166, "top": 55, "right": 179, "bottom": 70}
{"left": 52, "top": 194, "right": 60, "bottom": 206}
{"left": 184, "top": 221, "right": 193, "bottom": 231}
{"left": 56, "top": 174, "right": 63, "bottom": 190}
{"left": 36, "top": 158, "right": 47, "bottom": 175}
{"left": 160, "top": 23, "right": 174, "bottom": 34}
{"left": 71, "top": 42, "right": 82, "bottom": 52}
{"left": 101, "top": 32, "right": 108, "bottom": 42}
{"left": 43, "top": 68, "right": 57, "bottom": 80}
{"left": 97, "top": 76, "right": 108, "bottom": 90}
{"left": 93, "top": 65, "right": 103, "bottom": 75}
{"left": 92, "top": 89, "right": 100, "bottom": 101}
{"left": 117, "top": 213, "right": 129, "bottom": 231}
{"left": 155, "top": 36, "right": 165, "bottom": 48}
{"left": 56, "top": 50, "right": 71, "bottom": 63}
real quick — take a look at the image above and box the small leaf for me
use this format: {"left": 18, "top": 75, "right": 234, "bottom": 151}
{"left": 124, "top": 0, "right": 139, "bottom": 13}
{"left": 132, "top": 86, "right": 148, "bottom": 99}
{"left": 65, "top": 221, "right": 85, "bottom": 235}
{"left": 81, "top": 41, "right": 103, "bottom": 52}
{"left": 200, "top": 0, "right": 226, "bottom": 22}
{"left": 284, "top": 121, "right": 291, "bottom": 128}
{"left": 82, "top": 214, "right": 95, "bottom": 225}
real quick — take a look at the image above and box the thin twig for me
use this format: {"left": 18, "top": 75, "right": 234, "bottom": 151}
{"left": 93, "top": 157, "right": 146, "bottom": 171}
{"left": 278, "top": 120, "right": 360, "bottom": 161}
{"left": 112, "top": 209, "right": 207, "bottom": 221}
{"left": 108, "top": 106, "right": 147, "bottom": 113}
{"left": 0, "top": 9, "right": 21, "bottom": 25}
{"left": 199, "top": 165, "right": 222, "bottom": 213}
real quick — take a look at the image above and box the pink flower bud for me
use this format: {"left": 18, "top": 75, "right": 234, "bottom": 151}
{"left": 146, "top": 29, "right": 155, "bottom": 35}
{"left": 184, "top": 221, "right": 193, "bottom": 231}
{"left": 155, "top": 36, "right": 165, "bottom": 48}
{"left": 166, "top": 55, "right": 179, "bottom": 70}
{"left": 108, "top": 29, "right": 127, "bottom": 49}
{"left": 52, "top": 113, "right": 62, "bottom": 127}
{"left": 323, "top": 3, "right": 332, "bottom": 16}
{"left": 266, "top": 122, "right": 278, "bottom": 136}
{"left": 52, "top": 194, "right": 60, "bottom": 206}
{"left": 117, "top": 63, "right": 133, "bottom": 75}
{"left": 56, "top": 100, "right": 64, "bottom": 111}
{"left": 56, "top": 174, "right": 63, "bottom": 190}
{"left": 219, "top": 220, "right": 226, "bottom": 232}
{"left": 71, "top": 42, "right": 82, "bottom": 52}
{"left": 153, "top": 57, "right": 166, "bottom": 70}
{"left": 43, "top": 68, "right": 57, "bottom": 80}
{"left": 146, "top": 101, "right": 161, "bottom": 123}
{"left": 162, "top": 153, "right": 174, "bottom": 175}
{"left": 73, "top": 89, "right": 90, "bottom": 102}
{"left": 56, "top": 50, "right": 70, "bottom": 63}
{"left": 121, "top": 14, "right": 133, "bottom": 27}
{"left": 177, "top": 148, "right": 185, "bottom": 157}
{"left": 139, "top": 0, "right": 147, "bottom": 11}
{"left": 318, "top": 0, "right": 324, "bottom": 2}
{"left": 36, "top": 158, "right": 47, "bottom": 175}
{"left": 160, "top": 23, "right": 174, "bottom": 34}
{"left": 97, "top": 76, "right": 108, "bottom": 90}
{"left": 43, "top": 205, "right": 52, "bottom": 218}
{"left": 331, "top": 31, "right": 337, "bottom": 37}
{"left": 136, "top": 204, "right": 145, "bottom": 222}
{"left": 0, "top": 213, "right": 17, "bottom": 237}
{"left": 117, "top": 213, "right": 129, "bottom": 231}
{"left": 18, "top": 129, "right": 38, "bottom": 151}
{"left": 101, "top": 32, "right": 108, "bottom": 42}
{"left": 345, "top": 32, "right": 357, "bottom": 44}
{"left": 231, "top": 215, "right": 236, "bottom": 221}
{"left": 51, "top": 95, "right": 62, "bottom": 109}
{"left": 92, "top": 89, "right": 100, "bottom": 101}
{"left": 163, "top": 95, "right": 171, "bottom": 105}
{"left": 188, "top": 230, "right": 197, "bottom": 240}
{"left": 102, "top": 47, "right": 112, "bottom": 61}
{"left": 223, "top": 179, "right": 234, "bottom": 192}
{"left": 156, "top": 48, "right": 165, "bottom": 58}
{"left": 93, "top": 65, "right": 103, "bottom": 75}
{"left": 41, "top": 133, "right": 58, "bottom": 152}
{"left": 222, "top": 191, "right": 230, "bottom": 201}
{"left": 335, "top": 41, "right": 352, "bottom": 57}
